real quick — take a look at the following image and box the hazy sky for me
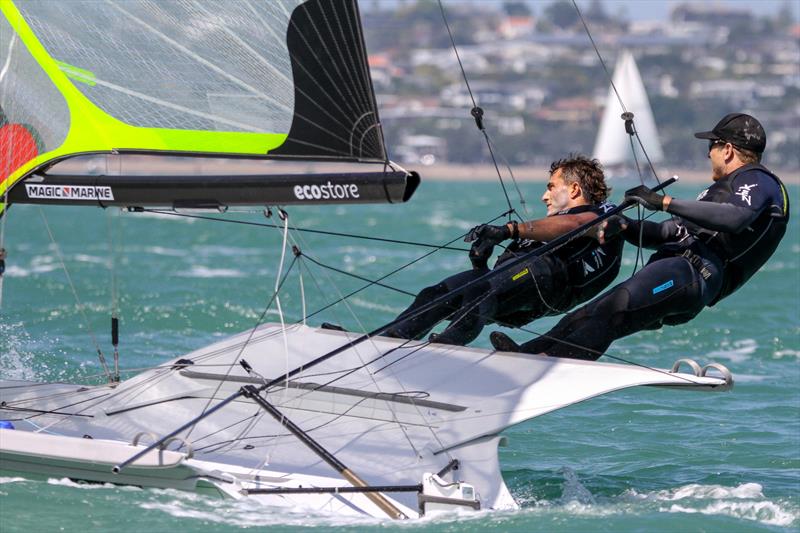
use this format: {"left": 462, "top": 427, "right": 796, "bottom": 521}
{"left": 368, "top": 1, "right": 800, "bottom": 22}
{"left": 575, "top": 0, "right": 800, "bottom": 21}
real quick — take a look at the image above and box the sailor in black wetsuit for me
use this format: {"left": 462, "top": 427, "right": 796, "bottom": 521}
{"left": 490, "top": 113, "right": 790, "bottom": 359}
{"left": 385, "top": 155, "right": 624, "bottom": 346}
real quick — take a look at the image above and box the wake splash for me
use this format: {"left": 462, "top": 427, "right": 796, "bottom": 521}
{"left": 628, "top": 482, "right": 797, "bottom": 527}
{"left": 515, "top": 470, "right": 797, "bottom": 528}
{"left": 0, "top": 322, "right": 39, "bottom": 381}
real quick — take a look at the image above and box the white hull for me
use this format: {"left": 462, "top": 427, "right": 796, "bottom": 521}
{"left": 0, "top": 323, "right": 732, "bottom": 518}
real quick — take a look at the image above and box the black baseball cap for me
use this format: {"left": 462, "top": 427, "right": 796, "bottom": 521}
{"left": 694, "top": 113, "right": 766, "bottom": 153}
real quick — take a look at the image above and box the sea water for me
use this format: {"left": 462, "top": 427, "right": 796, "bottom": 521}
{"left": 0, "top": 181, "right": 798, "bottom": 532}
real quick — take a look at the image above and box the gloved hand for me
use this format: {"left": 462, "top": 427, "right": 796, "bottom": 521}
{"left": 465, "top": 224, "right": 510, "bottom": 270}
{"left": 624, "top": 185, "right": 666, "bottom": 211}
{"left": 469, "top": 240, "right": 493, "bottom": 269}
{"left": 464, "top": 224, "right": 511, "bottom": 244}
{"left": 603, "top": 215, "right": 629, "bottom": 238}
{"left": 590, "top": 215, "right": 628, "bottom": 244}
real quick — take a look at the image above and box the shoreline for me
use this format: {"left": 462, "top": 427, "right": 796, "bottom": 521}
{"left": 407, "top": 163, "right": 800, "bottom": 185}
{"left": 50, "top": 156, "right": 800, "bottom": 185}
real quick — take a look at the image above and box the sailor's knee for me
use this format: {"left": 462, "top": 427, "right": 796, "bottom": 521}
{"left": 416, "top": 283, "right": 449, "bottom": 303}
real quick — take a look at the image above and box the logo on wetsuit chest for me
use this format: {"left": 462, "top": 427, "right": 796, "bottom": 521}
{"left": 652, "top": 280, "right": 674, "bottom": 294}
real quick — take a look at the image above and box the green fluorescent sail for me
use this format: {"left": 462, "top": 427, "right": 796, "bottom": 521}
{"left": 1, "top": 0, "right": 391, "bottom": 215}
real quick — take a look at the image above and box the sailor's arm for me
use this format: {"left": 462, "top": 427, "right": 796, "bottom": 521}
{"left": 509, "top": 211, "right": 598, "bottom": 241}
{"left": 665, "top": 199, "right": 761, "bottom": 233}
{"left": 626, "top": 177, "right": 772, "bottom": 234}
{"left": 620, "top": 218, "right": 681, "bottom": 248}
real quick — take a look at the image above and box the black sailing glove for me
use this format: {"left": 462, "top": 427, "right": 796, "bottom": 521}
{"left": 465, "top": 224, "right": 511, "bottom": 270}
{"left": 624, "top": 185, "right": 665, "bottom": 211}
{"left": 469, "top": 241, "right": 492, "bottom": 269}
{"left": 603, "top": 215, "right": 629, "bottom": 239}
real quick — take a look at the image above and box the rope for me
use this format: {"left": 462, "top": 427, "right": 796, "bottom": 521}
{"left": 301, "top": 210, "right": 512, "bottom": 322}
{"left": 38, "top": 207, "right": 112, "bottom": 382}
{"left": 302, "top": 252, "right": 415, "bottom": 297}
{"left": 571, "top": 0, "right": 662, "bottom": 186}
{"left": 106, "top": 208, "right": 121, "bottom": 382}
{"left": 185, "top": 254, "right": 299, "bottom": 440}
{"left": 142, "top": 209, "right": 467, "bottom": 251}
{"left": 437, "top": 0, "right": 523, "bottom": 219}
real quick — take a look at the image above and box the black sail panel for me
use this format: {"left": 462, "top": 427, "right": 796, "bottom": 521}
{"left": 269, "top": 0, "right": 387, "bottom": 162}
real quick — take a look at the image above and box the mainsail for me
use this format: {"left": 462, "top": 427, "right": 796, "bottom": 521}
{"left": 0, "top": 0, "right": 418, "bottom": 214}
{"left": 593, "top": 50, "right": 663, "bottom": 169}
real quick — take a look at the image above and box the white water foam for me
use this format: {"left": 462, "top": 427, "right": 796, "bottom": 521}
{"left": 350, "top": 297, "right": 401, "bottom": 314}
{"left": 667, "top": 500, "right": 795, "bottom": 526}
{"left": 46, "top": 478, "right": 141, "bottom": 491}
{"left": 142, "top": 245, "right": 186, "bottom": 257}
{"left": 706, "top": 338, "right": 758, "bottom": 363}
{"left": 0, "top": 477, "right": 27, "bottom": 484}
{"left": 0, "top": 322, "right": 39, "bottom": 380}
{"left": 558, "top": 467, "right": 596, "bottom": 505}
{"left": 137, "top": 489, "right": 386, "bottom": 529}
{"left": 773, "top": 349, "right": 800, "bottom": 360}
{"left": 628, "top": 482, "right": 797, "bottom": 527}
{"left": 177, "top": 265, "right": 246, "bottom": 278}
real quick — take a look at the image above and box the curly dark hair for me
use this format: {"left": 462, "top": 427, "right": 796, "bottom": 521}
{"left": 549, "top": 154, "right": 609, "bottom": 205}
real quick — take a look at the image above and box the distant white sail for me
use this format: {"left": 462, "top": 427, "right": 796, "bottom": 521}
{"left": 593, "top": 50, "right": 663, "bottom": 167}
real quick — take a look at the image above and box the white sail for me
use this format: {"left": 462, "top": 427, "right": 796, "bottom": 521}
{"left": 593, "top": 50, "right": 663, "bottom": 168}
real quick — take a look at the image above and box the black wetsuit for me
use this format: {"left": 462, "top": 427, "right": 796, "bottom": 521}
{"left": 521, "top": 164, "right": 790, "bottom": 360}
{"left": 386, "top": 203, "right": 623, "bottom": 345}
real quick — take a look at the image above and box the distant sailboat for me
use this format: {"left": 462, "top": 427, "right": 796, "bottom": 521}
{"left": 593, "top": 50, "right": 663, "bottom": 177}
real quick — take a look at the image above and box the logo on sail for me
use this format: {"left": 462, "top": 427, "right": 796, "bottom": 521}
{"left": 25, "top": 184, "right": 114, "bottom": 201}
{"left": 294, "top": 182, "right": 360, "bottom": 201}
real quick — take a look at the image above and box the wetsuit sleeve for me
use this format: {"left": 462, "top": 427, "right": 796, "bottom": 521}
{"left": 665, "top": 200, "right": 760, "bottom": 233}
{"left": 622, "top": 218, "right": 680, "bottom": 249}
{"left": 665, "top": 172, "right": 776, "bottom": 233}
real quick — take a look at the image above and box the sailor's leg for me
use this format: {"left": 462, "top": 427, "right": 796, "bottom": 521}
{"left": 384, "top": 269, "right": 485, "bottom": 340}
{"left": 432, "top": 258, "right": 550, "bottom": 346}
{"left": 521, "top": 257, "right": 708, "bottom": 360}
{"left": 429, "top": 282, "right": 497, "bottom": 345}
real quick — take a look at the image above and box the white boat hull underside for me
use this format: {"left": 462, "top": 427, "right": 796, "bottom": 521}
{"left": 0, "top": 323, "right": 732, "bottom": 518}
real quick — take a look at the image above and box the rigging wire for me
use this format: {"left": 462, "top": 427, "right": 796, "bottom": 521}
{"left": 38, "top": 207, "right": 112, "bottom": 382}
{"left": 571, "top": 0, "right": 662, "bottom": 186}
{"left": 142, "top": 209, "right": 467, "bottom": 251}
{"left": 0, "top": 182, "right": 7, "bottom": 309}
{"left": 437, "top": 0, "right": 523, "bottom": 219}
{"left": 301, "top": 211, "right": 512, "bottom": 322}
{"left": 185, "top": 254, "right": 299, "bottom": 440}
{"left": 106, "top": 208, "right": 121, "bottom": 382}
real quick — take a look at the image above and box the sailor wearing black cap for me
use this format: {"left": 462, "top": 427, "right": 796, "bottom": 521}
{"left": 490, "top": 113, "right": 790, "bottom": 360}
